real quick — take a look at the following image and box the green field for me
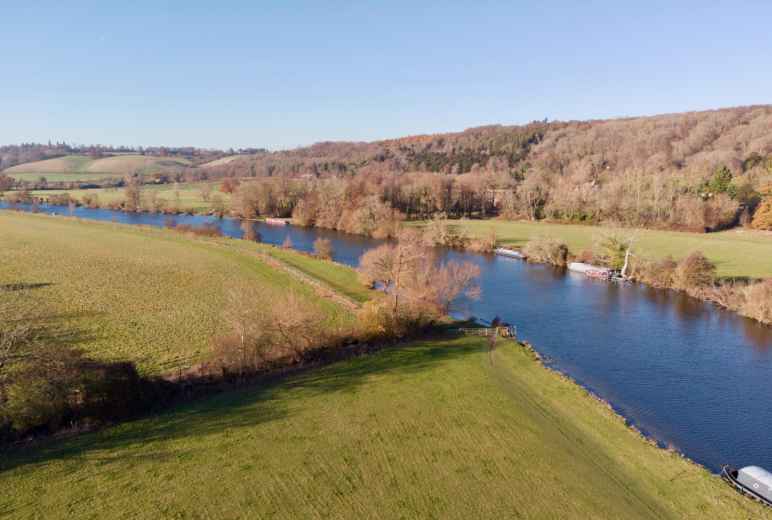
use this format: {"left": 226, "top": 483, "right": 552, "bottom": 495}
{"left": 8, "top": 172, "right": 129, "bottom": 182}
{"left": 29, "top": 182, "right": 229, "bottom": 213}
{"left": 260, "top": 245, "right": 373, "bottom": 304}
{"left": 4, "top": 154, "right": 191, "bottom": 181}
{"left": 0, "top": 211, "right": 357, "bottom": 373}
{"left": 415, "top": 219, "right": 772, "bottom": 279}
{"left": 1, "top": 334, "right": 765, "bottom": 519}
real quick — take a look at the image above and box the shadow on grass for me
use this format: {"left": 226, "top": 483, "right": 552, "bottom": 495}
{"left": 0, "top": 334, "right": 481, "bottom": 473}
{"left": 0, "top": 282, "right": 53, "bottom": 292}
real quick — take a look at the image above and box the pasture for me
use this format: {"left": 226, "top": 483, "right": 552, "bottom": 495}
{"left": 29, "top": 181, "right": 229, "bottom": 213}
{"left": 417, "top": 219, "right": 772, "bottom": 279}
{"left": 1, "top": 334, "right": 765, "bottom": 519}
{"left": 0, "top": 211, "right": 358, "bottom": 373}
{"left": 4, "top": 154, "right": 190, "bottom": 181}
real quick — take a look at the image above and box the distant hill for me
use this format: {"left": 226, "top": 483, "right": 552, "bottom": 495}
{"left": 205, "top": 105, "right": 772, "bottom": 183}
{"left": 199, "top": 155, "right": 243, "bottom": 168}
{"left": 4, "top": 154, "right": 192, "bottom": 181}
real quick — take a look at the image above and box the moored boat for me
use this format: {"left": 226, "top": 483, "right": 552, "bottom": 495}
{"left": 494, "top": 247, "right": 525, "bottom": 259}
{"left": 721, "top": 465, "right": 772, "bottom": 506}
{"left": 567, "top": 262, "right": 612, "bottom": 279}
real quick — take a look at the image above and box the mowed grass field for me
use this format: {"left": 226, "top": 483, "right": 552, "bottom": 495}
{"left": 1, "top": 335, "right": 766, "bottom": 519}
{"left": 0, "top": 211, "right": 358, "bottom": 373}
{"left": 4, "top": 154, "right": 191, "bottom": 181}
{"left": 30, "top": 181, "right": 229, "bottom": 213}
{"left": 415, "top": 219, "right": 772, "bottom": 279}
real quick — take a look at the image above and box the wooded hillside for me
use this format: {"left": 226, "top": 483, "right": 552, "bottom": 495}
{"left": 210, "top": 105, "right": 772, "bottom": 231}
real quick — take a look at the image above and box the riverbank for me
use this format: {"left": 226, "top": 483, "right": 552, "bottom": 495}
{"left": 2, "top": 333, "right": 767, "bottom": 518}
{"left": 3, "top": 206, "right": 771, "bottom": 474}
{"left": 410, "top": 218, "right": 772, "bottom": 279}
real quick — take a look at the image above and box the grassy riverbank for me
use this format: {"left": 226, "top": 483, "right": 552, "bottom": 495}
{"left": 412, "top": 219, "right": 772, "bottom": 279}
{"left": 28, "top": 181, "right": 227, "bottom": 213}
{"left": 1, "top": 334, "right": 765, "bottom": 519}
{"left": 0, "top": 211, "right": 360, "bottom": 373}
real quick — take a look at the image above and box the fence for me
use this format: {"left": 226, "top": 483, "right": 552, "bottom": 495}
{"left": 458, "top": 326, "right": 517, "bottom": 339}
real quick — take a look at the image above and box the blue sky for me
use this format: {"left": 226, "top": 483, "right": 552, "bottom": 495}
{"left": 2, "top": 1, "right": 771, "bottom": 150}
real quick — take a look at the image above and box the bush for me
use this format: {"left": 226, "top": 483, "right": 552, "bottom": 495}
{"left": 313, "top": 237, "right": 334, "bottom": 260}
{"left": 672, "top": 251, "right": 715, "bottom": 291}
{"left": 467, "top": 227, "right": 497, "bottom": 253}
{"left": 210, "top": 289, "right": 335, "bottom": 375}
{"left": 522, "top": 237, "right": 569, "bottom": 267}
{"left": 741, "top": 280, "right": 772, "bottom": 324}
{"left": 422, "top": 218, "right": 470, "bottom": 249}
{"left": 631, "top": 255, "right": 678, "bottom": 288}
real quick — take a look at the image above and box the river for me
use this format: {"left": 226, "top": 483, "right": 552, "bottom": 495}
{"left": 2, "top": 202, "right": 771, "bottom": 473}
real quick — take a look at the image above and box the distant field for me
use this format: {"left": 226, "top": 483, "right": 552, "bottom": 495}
{"left": 199, "top": 155, "right": 242, "bottom": 168}
{"left": 30, "top": 181, "right": 229, "bottom": 213}
{"left": 8, "top": 172, "right": 127, "bottom": 182}
{"left": 1, "top": 334, "right": 765, "bottom": 519}
{"left": 0, "top": 211, "right": 357, "bottom": 373}
{"left": 4, "top": 154, "right": 191, "bottom": 181}
{"left": 413, "top": 219, "right": 772, "bottom": 279}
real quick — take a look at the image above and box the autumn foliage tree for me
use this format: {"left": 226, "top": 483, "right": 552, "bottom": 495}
{"left": 752, "top": 199, "right": 772, "bottom": 230}
{"left": 358, "top": 230, "right": 480, "bottom": 334}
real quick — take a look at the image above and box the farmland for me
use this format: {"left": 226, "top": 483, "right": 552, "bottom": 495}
{"left": 4, "top": 154, "right": 191, "bottom": 181}
{"left": 29, "top": 181, "right": 229, "bottom": 213}
{"left": 0, "top": 211, "right": 357, "bottom": 373}
{"left": 413, "top": 218, "right": 772, "bottom": 279}
{"left": 1, "top": 333, "right": 766, "bottom": 519}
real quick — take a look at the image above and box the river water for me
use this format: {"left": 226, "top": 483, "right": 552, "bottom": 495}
{"left": 2, "top": 203, "right": 771, "bottom": 473}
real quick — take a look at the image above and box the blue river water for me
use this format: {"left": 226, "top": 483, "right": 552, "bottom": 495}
{"left": 2, "top": 202, "right": 771, "bottom": 473}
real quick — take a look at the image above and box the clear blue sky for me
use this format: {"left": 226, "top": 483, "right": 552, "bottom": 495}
{"left": 2, "top": 1, "right": 771, "bottom": 150}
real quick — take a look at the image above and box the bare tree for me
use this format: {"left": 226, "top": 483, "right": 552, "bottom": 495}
{"left": 313, "top": 237, "right": 334, "bottom": 260}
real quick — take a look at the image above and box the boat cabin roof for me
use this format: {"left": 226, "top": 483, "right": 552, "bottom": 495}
{"left": 740, "top": 466, "right": 772, "bottom": 487}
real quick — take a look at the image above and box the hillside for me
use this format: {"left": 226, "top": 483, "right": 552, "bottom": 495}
{"left": 207, "top": 105, "right": 772, "bottom": 180}
{"left": 199, "top": 155, "right": 244, "bottom": 168}
{"left": 2, "top": 334, "right": 766, "bottom": 519}
{"left": 4, "top": 154, "right": 191, "bottom": 181}
{"left": 207, "top": 105, "right": 772, "bottom": 232}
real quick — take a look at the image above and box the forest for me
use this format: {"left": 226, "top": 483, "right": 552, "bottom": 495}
{"left": 3, "top": 105, "right": 772, "bottom": 233}
{"left": 208, "top": 105, "right": 772, "bottom": 232}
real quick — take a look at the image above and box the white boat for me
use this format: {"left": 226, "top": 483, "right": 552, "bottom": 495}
{"left": 568, "top": 262, "right": 612, "bottom": 279}
{"left": 494, "top": 248, "right": 525, "bottom": 259}
{"left": 722, "top": 465, "right": 772, "bottom": 506}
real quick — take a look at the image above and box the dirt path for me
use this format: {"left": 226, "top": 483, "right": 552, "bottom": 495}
{"left": 216, "top": 242, "right": 361, "bottom": 311}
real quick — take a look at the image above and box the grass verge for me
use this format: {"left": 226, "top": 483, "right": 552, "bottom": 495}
{"left": 0, "top": 334, "right": 765, "bottom": 519}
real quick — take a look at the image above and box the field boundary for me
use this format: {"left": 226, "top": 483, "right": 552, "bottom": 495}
{"left": 217, "top": 242, "right": 362, "bottom": 311}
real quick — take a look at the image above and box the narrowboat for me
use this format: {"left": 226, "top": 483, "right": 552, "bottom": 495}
{"left": 721, "top": 465, "right": 772, "bottom": 506}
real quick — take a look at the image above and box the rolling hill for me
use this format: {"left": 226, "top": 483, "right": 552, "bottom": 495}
{"left": 4, "top": 154, "right": 191, "bottom": 181}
